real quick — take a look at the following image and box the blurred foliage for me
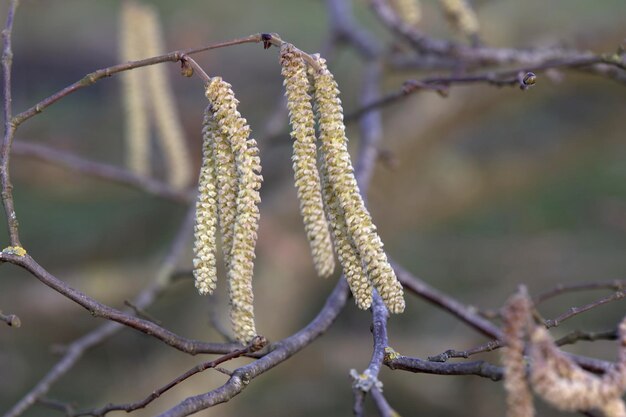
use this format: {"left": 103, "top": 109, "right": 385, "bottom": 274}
{"left": 1, "top": 1, "right": 625, "bottom": 416}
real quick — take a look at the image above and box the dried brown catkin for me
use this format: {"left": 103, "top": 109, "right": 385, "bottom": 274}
{"left": 280, "top": 44, "right": 335, "bottom": 278}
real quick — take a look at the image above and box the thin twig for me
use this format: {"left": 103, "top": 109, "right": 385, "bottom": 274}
{"left": 555, "top": 329, "right": 618, "bottom": 347}
{"left": 1, "top": 207, "right": 207, "bottom": 417}
{"left": 1, "top": 0, "right": 21, "bottom": 246}
{"left": 72, "top": 338, "right": 267, "bottom": 417}
{"left": 155, "top": 278, "right": 350, "bottom": 417}
{"left": 0, "top": 252, "right": 241, "bottom": 357}
{"left": 10, "top": 34, "right": 268, "bottom": 128}
{"left": 535, "top": 279, "right": 626, "bottom": 304}
{"left": 544, "top": 289, "right": 625, "bottom": 329}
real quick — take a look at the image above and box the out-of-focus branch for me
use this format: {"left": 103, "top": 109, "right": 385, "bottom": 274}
{"left": 555, "top": 329, "right": 618, "bottom": 347}
{"left": 369, "top": 0, "right": 626, "bottom": 70}
{"left": 12, "top": 140, "right": 193, "bottom": 203}
{"left": 73, "top": 338, "right": 268, "bottom": 417}
{"left": 155, "top": 278, "right": 350, "bottom": 417}
{"left": 535, "top": 279, "right": 626, "bottom": 304}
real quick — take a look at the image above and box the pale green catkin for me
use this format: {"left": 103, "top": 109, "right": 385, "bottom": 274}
{"left": 320, "top": 160, "right": 372, "bottom": 309}
{"left": 280, "top": 43, "right": 335, "bottom": 278}
{"left": 120, "top": 1, "right": 150, "bottom": 177}
{"left": 141, "top": 3, "right": 193, "bottom": 189}
{"left": 192, "top": 110, "right": 219, "bottom": 295}
{"left": 210, "top": 105, "right": 238, "bottom": 269}
{"left": 439, "top": 0, "right": 480, "bottom": 38}
{"left": 205, "top": 77, "right": 262, "bottom": 344}
{"left": 311, "top": 57, "right": 405, "bottom": 313}
{"left": 392, "top": 0, "right": 421, "bottom": 26}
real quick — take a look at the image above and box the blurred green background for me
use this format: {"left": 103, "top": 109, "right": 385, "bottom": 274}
{"left": 1, "top": 0, "right": 625, "bottom": 416}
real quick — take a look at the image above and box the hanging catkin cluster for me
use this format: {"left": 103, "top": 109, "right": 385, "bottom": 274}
{"left": 279, "top": 44, "right": 405, "bottom": 313}
{"left": 193, "top": 77, "right": 262, "bottom": 344}
{"left": 119, "top": 0, "right": 192, "bottom": 189}
{"left": 501, "top": 287, "right": 626, "bottom": 417}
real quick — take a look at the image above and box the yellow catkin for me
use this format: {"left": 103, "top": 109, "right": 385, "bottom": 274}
{"left": 439, "top": 0, "right": 480, "bottom": 38}
{"left": 192, "top": 110, "right": 219, "bottom": 295}
{"left": 280, "top": 44, "right": 335, "bottom": 278}
{"left": 321, "top": 162, "right": 372, "bottom": 309}
{"left": 139, "top": 2, "right": 192, "bottom": 189}
{"left": 210, "top": 107, "right": 238, "bottom": 269}
{"left": 529, "top": 321, "right": 626, "bottom": 415}
{"left": 205, "top": 78, "right": 262, "bottom": 344}
{"left": 501, "top": 288, "right": 535, "bottom": 417}
{"left": 120, "top": 1, "right": 150, "bottom": 177}
{"left": 392, "top": 0, "right": 421, "bottom": 26}
{"left": 311, "top": 57, "right": 405, "bottom": 313}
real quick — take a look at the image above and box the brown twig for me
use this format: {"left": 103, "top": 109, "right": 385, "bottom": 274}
{"left": 154, "top": 278, "right": 350, "bottom": 417}
{"left": 346, "top": 70, "right": 536, "bottom": 121}
{"left": 12, "top": 140, "right": 193, "bottom": 204}
{"left": 1, "top": 0, "right": 21, "bottom": 247}
{"left": 72, "top": 337, "right": 268, "bottom": 417}
{"left": 544, "top": 289, "right": 625, "bottom": 329}
{"left": 535, "top": 279, "right": 626, "bottom": 304}
{"left": 555, "top": 329, "right": 618, "bottom": 347}
{"left": 10, "top": 34, "right": 268, "bottom": 128}
{"left": 1, "top": 207, "right": 226, "bottom": 417}
{"left": 0, "top": 252, "right": 242, "bottom": 356}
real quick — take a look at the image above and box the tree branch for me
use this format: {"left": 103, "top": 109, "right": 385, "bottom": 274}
{"left": 12, "top": 140, "right": 193, "bottom": 204}
{"left": 154, "top": 278, "right": 350, "bottom": 417}
{"left": 1, "top": 0, "right": 21, "bottom": 246}
{"left": 72, "top": 337, "right": 268, "bottom": 417}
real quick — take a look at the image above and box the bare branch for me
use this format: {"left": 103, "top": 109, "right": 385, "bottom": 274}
{"left": 155, "top": 278, "right": 350, "bottom": 417}
{"left": 535, "top": 279, "right": 626, "bottom": 304}
{"left": 544, "top": 289, "right": 625, "bottom": 329}
{"left": 73, "top": 338, "right": 267, "bottom": 417}
{"left": 10, "top": 34, "right": 268, "bottom": 128}
{"left": 12, "top": 140, "right": 193, "bottom": 204}
{"left": 1, "top": 0, "right": 21, "bottom": 246}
